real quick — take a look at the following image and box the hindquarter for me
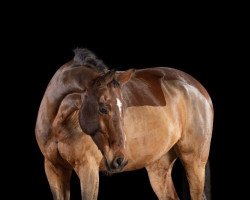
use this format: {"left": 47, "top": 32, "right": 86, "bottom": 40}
{"left": 176, "top": 83, "right": 213, "bottom": 162}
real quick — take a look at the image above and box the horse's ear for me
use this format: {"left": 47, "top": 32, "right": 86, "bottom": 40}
{"left": 116, "top": 69, "right": 135, "bottom": 86}
{"left": 94, "top": 69, "right": 116, "bottom": 87}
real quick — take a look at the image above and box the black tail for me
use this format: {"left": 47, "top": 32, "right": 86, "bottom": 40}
{"left": 204, "top": 160, "right": 211, "bottom": 200}
{"left": 182, "top": 160, "right": 211, "bottom": 200}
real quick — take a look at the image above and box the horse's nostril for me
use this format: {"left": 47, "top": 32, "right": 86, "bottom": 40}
{"left": 113, "top": 157, "right": 124, "bottom": 168}
{"left": 116, "top": 157, "right": 124, "bottom": 166}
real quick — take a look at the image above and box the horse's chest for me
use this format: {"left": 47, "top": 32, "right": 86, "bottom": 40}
{"left": 53, "top": 112, "right": 102, "bottom": 167}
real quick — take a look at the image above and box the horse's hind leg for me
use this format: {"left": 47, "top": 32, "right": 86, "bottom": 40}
{"left": 146, "top": 149, "right": 179, "bottom": 200}
{"left": 176, "top": 139, "right": 210, "bottom": 200}
{"left": 179, "top": 155, "right": 207, "bottom": 200}
{"left": 44, "top": 158, "right": 72, "bottom": 200}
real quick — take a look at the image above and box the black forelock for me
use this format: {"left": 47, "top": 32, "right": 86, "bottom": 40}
{"left": 73, "top": 48, "right": 108, "bottom": 73}
{"left": 111, "top": 79, "right": 120, "bottom": 88}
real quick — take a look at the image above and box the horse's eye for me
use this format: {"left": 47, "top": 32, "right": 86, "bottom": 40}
{"left": 99, "top": 106, "right": 108, "bottom": 114}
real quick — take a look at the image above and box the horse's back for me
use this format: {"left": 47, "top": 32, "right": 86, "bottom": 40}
{"left": 125, "top": 67, "right": 212, "bottom": 108}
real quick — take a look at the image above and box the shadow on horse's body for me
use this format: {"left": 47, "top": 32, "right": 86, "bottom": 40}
{"left": 35, "top": 49, "right": 213, "bottom": 200}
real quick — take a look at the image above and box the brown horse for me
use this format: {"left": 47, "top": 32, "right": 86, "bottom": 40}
{"left": 35, "top": 49, "right": 213, "bottom": 200}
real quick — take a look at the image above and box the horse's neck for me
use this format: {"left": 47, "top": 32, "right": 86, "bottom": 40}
{"left": 37, "top": 66, "right": 97, "bottom": 130}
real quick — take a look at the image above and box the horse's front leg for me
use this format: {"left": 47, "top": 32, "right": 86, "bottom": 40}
{"left": 44, "top": 158, "right": 72, "bottom": 200}
{"left": 74, "top": 161, "right": 99, "bottom": 200}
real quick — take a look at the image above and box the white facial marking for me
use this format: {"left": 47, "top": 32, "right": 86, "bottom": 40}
{"left": 116, "top": 98, "right": 126, "bottom": 146}
{"left": 124, "top": 133, "right": 127, "bottom": 143}
{"left": 116, "top": 98, "right": 122, "bottom": 116}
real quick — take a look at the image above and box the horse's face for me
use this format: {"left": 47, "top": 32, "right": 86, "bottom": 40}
{"left": 79, "top": 69, "right": 134, "bottom": 172}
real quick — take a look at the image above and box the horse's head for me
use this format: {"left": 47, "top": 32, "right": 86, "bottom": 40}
{"left": 79, "top": 69, "right": 134, "bottom": 172}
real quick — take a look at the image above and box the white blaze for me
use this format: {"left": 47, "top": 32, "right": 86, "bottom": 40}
{"left": 116, "top": 98, "right": 122, "bottom": 116}
{"left": 124, "top": 132, "right": 127, "bottom": 143}
{"left": 116, "top": 98, "right": 126, "bottom": 146}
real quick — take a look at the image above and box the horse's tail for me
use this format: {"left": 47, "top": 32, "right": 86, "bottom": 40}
{"left": 182, "top": 160, "right": 212, "bottom": 200}
{"left": 204, "top": 160, "right": 212, "bottom": 200}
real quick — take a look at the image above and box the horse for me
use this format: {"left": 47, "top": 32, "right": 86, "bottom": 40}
{"left": 35, "top": 48, "right": 213, "bottom": 200}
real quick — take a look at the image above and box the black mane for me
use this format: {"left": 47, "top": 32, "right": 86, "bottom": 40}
{"left": 73, "top": 48, "right": 108, "bottom": 73}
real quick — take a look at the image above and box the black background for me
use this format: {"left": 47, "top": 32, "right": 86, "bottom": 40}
{"left": 26, "top": 7, "right": 247, "bottom": 200}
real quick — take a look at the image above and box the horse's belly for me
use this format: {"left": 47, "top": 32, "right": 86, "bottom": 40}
{"left": 123, "top": 106, "right": 181, "bottom": 170}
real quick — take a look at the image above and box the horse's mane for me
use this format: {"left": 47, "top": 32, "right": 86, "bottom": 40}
{"left": 73, "top": 48, "right": 108, "bottom": 73}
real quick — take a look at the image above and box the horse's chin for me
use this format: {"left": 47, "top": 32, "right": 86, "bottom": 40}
{"left": 103, "top": 168, "right": 123, "bottom": 175}
{"left": 102, "top": 170, "right": 113, "bottom": 176}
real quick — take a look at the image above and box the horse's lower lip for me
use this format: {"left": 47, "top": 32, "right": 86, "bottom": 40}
{"left": 107, "top": 167, "right": 123, "bottom": 173}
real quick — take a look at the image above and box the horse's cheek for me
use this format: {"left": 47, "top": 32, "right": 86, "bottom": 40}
{"left": 79, "top": 101, "right": 99, "bottom": 135}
